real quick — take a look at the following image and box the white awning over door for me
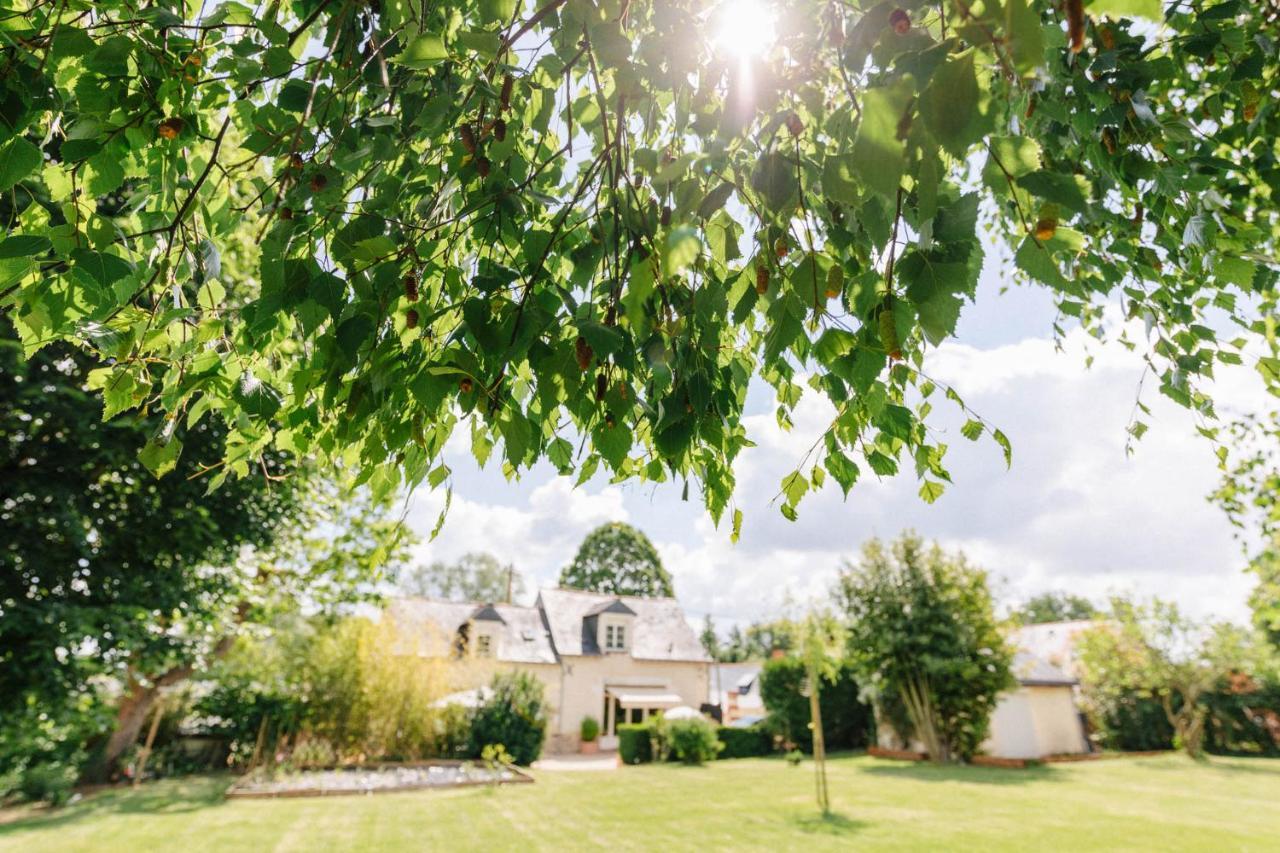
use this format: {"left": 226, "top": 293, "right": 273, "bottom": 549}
{"left": 606, "top": 686, "right": 683, "bottom": 708}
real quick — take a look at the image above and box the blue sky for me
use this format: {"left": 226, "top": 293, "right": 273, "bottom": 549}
{"left": 401, "top": 241, "right": 1268, "bottom": 630}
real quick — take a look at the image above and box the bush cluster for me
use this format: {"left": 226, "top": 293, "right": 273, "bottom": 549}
{"left": 467, "top": 672, "right": 548, "bottom": 766}
{"left": 667, "top": 718, "right": 722, "bottom": 765}
{"left": 716, "top": 724, "right": 773, "bottom": 759}
{"left": 759, "top": 658, "right": 874, "bottom": 752}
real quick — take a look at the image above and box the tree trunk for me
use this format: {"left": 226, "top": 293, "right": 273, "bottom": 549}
{"left": 900, "top": 674, "right": 947, "bottom": 763}
{"left": 95, "top": 634, "right": 237, "bottom": 780}
{"left": 98, "top": 675, "right": 164, "bottom": 781}
{"left": 133, "top": 696, "right": 167, "bottom": 787}
{"left": 1163, "top": 689, "right": 1207, "bottom": 759}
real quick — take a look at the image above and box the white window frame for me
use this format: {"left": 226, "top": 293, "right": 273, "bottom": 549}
{"left": 604, "top": 621, "right": 627, "bottom": 652}
{"left": 475, "top": 633, "right": 494, "bottom": 658}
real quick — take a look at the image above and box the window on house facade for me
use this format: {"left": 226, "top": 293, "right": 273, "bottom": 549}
{"left": 476, "top": 634, "right": 493, "bottom": 658}
{"left": 604, "top": 623, "right": 627, "bottom": 651}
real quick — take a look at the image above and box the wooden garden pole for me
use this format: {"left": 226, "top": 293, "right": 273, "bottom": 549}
{"left": 133, "top": 694, "right": 166, "bottom": 787}
{"left": 805, "top": 666, "right": 829, "bottom": 815}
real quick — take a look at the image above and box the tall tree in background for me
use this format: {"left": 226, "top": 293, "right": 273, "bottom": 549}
{"left": 0, "top": 1, "right": 1275, "bottom": 532}
{"left": 0, "top": 324, "right": 412, "bottom": 778}
{"left": 1013, "top": 592, "right": 1098, "bottom": 625}
{"left": 0, "top": 327, "right": 301, "bottom": 776}
{"left": 839, "top": 533, "right": 1013, "bottom": 763}
{"left": 713, "top": 618, "right": 802, "bottom": 662}
{"left": 699, "top": 615, "right": 721, "bottom": 660}
{"left": 400, "top": 552, "right": 525, "bottom": 603}
{"left": 559, "top": 522, "right": 674, "bottom": 598}
{"left": 1077, "top": 597, "right": 1245, "bottom": 759}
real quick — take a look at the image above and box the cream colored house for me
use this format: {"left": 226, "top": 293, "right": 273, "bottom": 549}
{"left": 387, "top": 588, "right": 711, "bottom": 753}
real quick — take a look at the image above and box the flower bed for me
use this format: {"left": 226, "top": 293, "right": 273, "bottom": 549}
{"left": 225, "top": 761, "right": 533, "bottom": 799}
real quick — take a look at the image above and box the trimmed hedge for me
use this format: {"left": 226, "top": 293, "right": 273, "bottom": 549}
{"left": 617, "top": 723, "right": 652, "bottom": 764}
{"left": 759, "top": 657, "right": 874, "bottom": 752}
{"left": 717, "top": 724, "right": 772, "bottom": 759}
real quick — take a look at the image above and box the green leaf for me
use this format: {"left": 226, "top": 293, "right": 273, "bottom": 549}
{"left": 782, "top": 470, "right": 809, "bottom": 506}
{"left": 821, "top": 154, "right": 860, "bottom": 205}
{"left": 1087, "top": 0, "right": 1162, "bottom": 20}
{"left": 0, "top": 235, "right": 52, "bottom": 258}
{"left": 696, "top": 182, "right": 735, "bottom": 219}
{"left": 1005, "top": 0, "right": 1046, "bottom": 75}
{"left": 1017, "top": 171, "right": 1090, "bottom": 214}
{"left": 623, "top": 256, "right": 655, "bottom": 334}
{"left": 920, "top": 51, "right": 987, "bottom": 158}
{"left": 1258, "top": 357, "right": 1280, "bottom": 385}
{"left": 750, "top": 153, "right": 798, "bottom": 211}
{"left": 1014, "top": 236, "right": 1068, "bottom": 290}
{"left": 961, "top": 419, "right": 984, "bottom": 441}
{"left": 0, "top": 137, "right": 42, "bottom": 191}
{"left": 139, "top": 433, "right": 183, "bottom": 478}
{"left": 983, "top": 137, "right": 1042, "bottom": 189}
{"left": 499, "top": 409, "right": 532, "bottom": 467}
{"left": 71, "top": 248, "right": 133, "bottom": 287}
{"left": 393, "top": 33, "right": 447, "bottom": 69}
{"left": 593, "top": 419, "right": 632, "bottom": 468}
{"left": 1215, "top": 256, "right": 1257, "bottom": 289}
{"left": 918, "top": 480, "right": 945, "bottom": 503}
{"left": 662, "top": 227, "right": 701, "bottom": 277}
{"left": 233, "top": 375, "right": 283, "bottom": 419}
{"left": 478, "top": 0, "right": 517, "bottom": 24}
{"left": 850, "top": 81, "right": 913, "bottom": 199}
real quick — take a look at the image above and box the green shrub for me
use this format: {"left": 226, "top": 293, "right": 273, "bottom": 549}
{"left": 716, "top": 724, "right": 772, "bottom": 759}
{"left": 617, "top": 723, "right": 651, "bottom": 764}
{"left": 785, "top": 749, "right": 804, "bottom": 766}
{"left": 580, "top": 715, "right": 600, "bottom": 742}
{"left": 467, "top": 672, "right": 547, "bottom": 766}
{"left": 19, "top": 762, "right": 79, "bottom": 806}
{"left": 759, "top": 657, "right": 874, "bottom": 752}
{"left": 1205, "top": 681, "right": 1280, "bottom": 757}
{"left": 667, "top": 717, "right": 722, "bottom": 765}
{"left": 290, "top": 737, "right": 337, "bottom": 768}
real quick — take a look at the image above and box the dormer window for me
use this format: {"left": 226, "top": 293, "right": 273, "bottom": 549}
{"left": 585, "top": 597, "right": 637, "bottom": 655}
{"left": 605, "top": 623, "right": 627, "bottom": 652}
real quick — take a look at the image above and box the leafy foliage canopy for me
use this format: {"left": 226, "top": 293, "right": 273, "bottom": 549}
{"left": 1, "top": 0, "right": 1278, "bottom": 526}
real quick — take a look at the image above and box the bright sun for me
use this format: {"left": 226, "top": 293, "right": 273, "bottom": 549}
{"left": 713, "top": 0, "right": 777, "bottom": 59}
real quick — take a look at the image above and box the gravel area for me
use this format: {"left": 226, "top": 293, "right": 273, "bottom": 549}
{"left": 228, "top": 763, "right": 528, "bottom": 798}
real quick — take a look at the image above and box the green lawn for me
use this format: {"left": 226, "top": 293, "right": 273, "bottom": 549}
{"left": 2, "top": 753, "right": 1277, "bottom": 852}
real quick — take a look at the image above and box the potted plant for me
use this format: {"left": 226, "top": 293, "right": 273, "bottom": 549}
{"left": 580, "top": 716, "right": 600, "bottom": 754}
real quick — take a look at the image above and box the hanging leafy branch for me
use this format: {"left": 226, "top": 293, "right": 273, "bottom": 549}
{"left": 0, "top": 0, "right": 1276, "bottom": 528}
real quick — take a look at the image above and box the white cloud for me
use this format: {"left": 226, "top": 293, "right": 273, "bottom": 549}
{"left": 400, "top": 315, "right": 1269, "bottom": 629}
{"left": 404, "top": 477, "right": 630, "bottom": 602}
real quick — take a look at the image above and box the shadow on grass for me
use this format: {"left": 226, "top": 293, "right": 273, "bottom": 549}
{"left": 1124, "top": 754, "right": 1280, "bottom": 776}
{"left": 0, "top": 775, "right": 233, "bottom": 837}
{"left": 862, "top": 761, "right": 1062, "bottom": 786}
{"left": 789, "top": 809, "right": 867, "bottom": 836}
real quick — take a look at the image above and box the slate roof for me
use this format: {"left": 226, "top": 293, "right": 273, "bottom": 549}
{"left": 1010, "top": 650, "right": 1077, "bottom": 687}
{"left": 537, "top": 588, "right": 710, "bottom": 662}
{"left": 1011, "top": 620, "right": 1098, "bottom": 680}
{"left": 584, "top": 598, "right": 637, "bottom": 617}
{"left": 386, "top": 598, "right": 557, "bottom": 665}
